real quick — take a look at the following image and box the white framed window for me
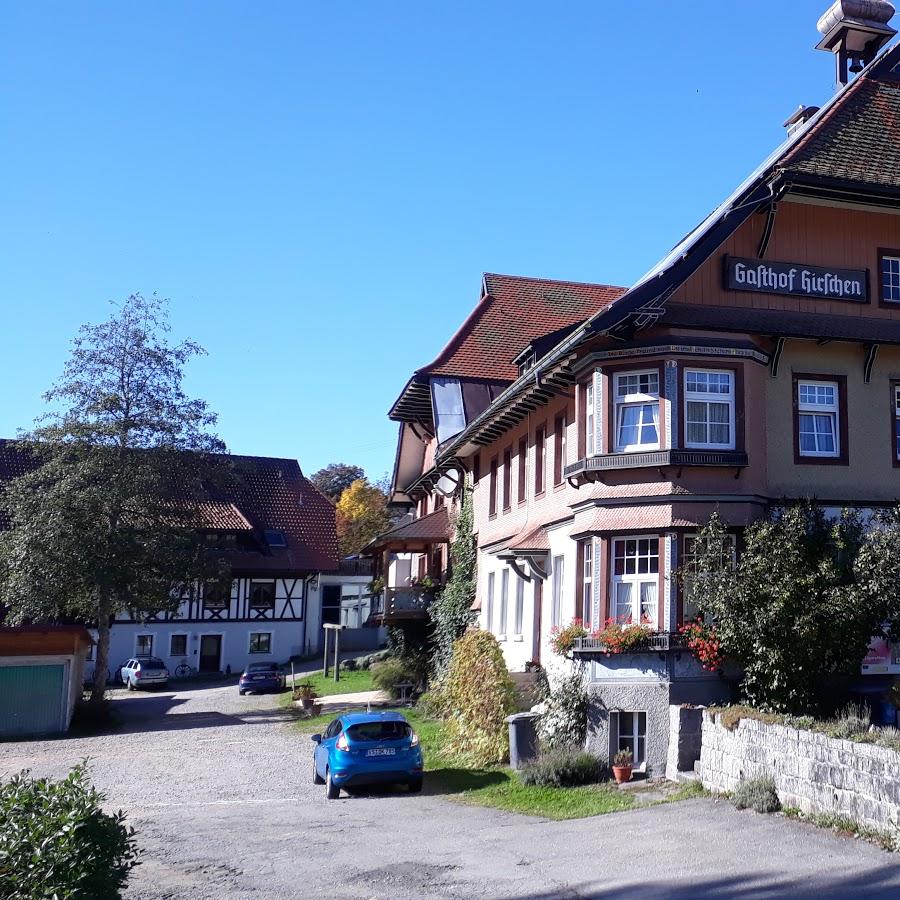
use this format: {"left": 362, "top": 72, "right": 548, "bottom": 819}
{"left": 514, "top": 575, "right": 525, "bottom": 637}
{"left": 581, "top": 539, "right": 594, "bottom": 629}
{"left": 682, "top": 533, "right": 737, "bottom": 624}
{"left": 882, "top": 254, "right": 900, "bottom": 304}
{"left": 684, "top": 369, "right": 735, "bottom": 449}
{"left": 797, "top": 380, "right": 839, "bottom": 457}
{"left": 499, "top": 568, "right": 509, "bottom": 638}
{"left": 618, "top": 711, "right": 647, "bottom": 769}
{"left": 611, "top": 537, "right": 659, "bottom": 627}
{"left": 585, "top": 381, "right": 595, "bottom": 457}
{"left": 485, "top": 572, "right": 495, "bottom": 633}
{"left": 614, "top": 371, "right": 660, "bottom": 452}
{"left": 249, "top": 632, "right": 272, "bottom": 654}
{"left": 135, "top": 633, "right": 154, "bottom": 656}
{"left": 551, "top": 555, "right": 565, "bottom": 628}
{"left": 894, "top": 385, "right": 900, "bottom": 461}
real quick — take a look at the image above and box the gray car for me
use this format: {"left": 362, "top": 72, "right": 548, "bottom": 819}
{"left": 120, "top": 656, "right": 169, "bottom": 690}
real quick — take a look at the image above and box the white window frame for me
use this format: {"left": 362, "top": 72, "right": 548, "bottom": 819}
{"left": 683, "top": 369, "right": 735, "bottom": 450}
{"left": 618, "top": 710, "right": 648, "bottom": 770}
{"left": 514, "top": 575, "right": 525, "bottom": 638}
{"left": 883, "top": 254, "right": 900, "bottom": 304}
{"left": 498, "top": 568, "right": 509, "bottom": 639}
{"left": 248, "top": 632, "right": 273, "bottom": 655}
{"left": 485, "top": 572, "right": 495, "bottom": 633}
{"left": 614, "top": 370, "right": 660, "bottom": 453}
{"left": 551, "top": 555, "right": 565, "bottom": 628}
{"left": 581, "top": 539, "right": 594, "bottom": 629}
{"left": 611, "top": 537, "right": 659, "bottom": 628}
{"left": 135, "top": 633, "right": 155, "bottom": 657}
{"left": 169, "top": 632, "right": 189, "bottom": 658}
{"left": 797, "top": 379, "right": 840, "bottom": 458}
{"left": 894, "top": 384, "right": 900, "bottom": 461}
{"left": 681, "top": 533, "right": 737, "bottom": 624}
{"left": 585, "top": 381, "right": 595, "bottom": 457}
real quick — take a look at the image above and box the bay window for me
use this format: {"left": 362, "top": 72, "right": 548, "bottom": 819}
{"left": 514, "top": 575, "right": 525, "bottom": 637}
{"left": 585, "top": 381, "right": 595, "bottom": 457}
{"left": 614, "top": 371, "right": 660, "bottom": 452}
{"left": 611, "top": 537, "right": 659, "bottom": 627}
{"left": 485, "top": 572, "right": 495, "bottom": 633}
{"left": 580, "top": 539, "right": 594, "bottom": 629}
{"left": 499, "top": 568, "right": 509, "bottom": 637}
{"left": 551, "top": 555, "right": 564, "bottom": 628}
{"left": 684, "top": 369, "right": 735, "bottom": 449}
{"left": 796, "top": 379, "right": 840, "bottom": 458}
{"left": 682, "top": 533, "right": 736, "bottom": 624}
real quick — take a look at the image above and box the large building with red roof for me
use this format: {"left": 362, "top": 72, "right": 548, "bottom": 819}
{"left": 373, "top": 4, "right": 900, "bottom": 776}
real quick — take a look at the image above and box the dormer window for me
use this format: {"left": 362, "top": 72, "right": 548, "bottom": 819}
{"left": 518, "top": 352, "right": 536, "bottom": 376}
{"left": 264, "top": 529, "right": 287, "bottom": 548}
{"left": 614, "top": 371, "right": 660, "bottom": 452}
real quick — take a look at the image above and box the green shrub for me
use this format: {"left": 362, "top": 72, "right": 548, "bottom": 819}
{"left": 0, "top": 763, "right": 139, "bottom": 899}
{"left": 444, "top": 630, "right": 517, "bottom": 766}
{"left": 342, "top": 658, "right": 358, "bottom": 671}
{"left": 371, "top": 657, "right": 414, "bottom": 698}
{"left": 519, "top": 747, "right": 602, "bottom": 788}
{"left": 538, "top": 672, "right": 588, "bottom": 751}
{"left": 825, "top": 702, "right": 871, "bottom": 739}
{"left": 732, "top": 776, "right": 781, "bottom": 813}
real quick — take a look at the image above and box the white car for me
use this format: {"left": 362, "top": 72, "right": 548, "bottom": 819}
{"left": 120, "top": 657, "right": 169, "bottom": 690}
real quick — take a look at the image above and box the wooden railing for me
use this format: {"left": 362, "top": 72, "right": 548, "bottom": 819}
{"left": 379, "top": 587, "right": 437, "bottom": 621}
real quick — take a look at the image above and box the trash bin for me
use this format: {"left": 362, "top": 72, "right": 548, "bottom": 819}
{"left": 506, "top": 712, "right": 539, "bottom": 770}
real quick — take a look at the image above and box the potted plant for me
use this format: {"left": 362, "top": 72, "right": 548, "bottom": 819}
{"left": 612, "top": 748, "right": 634, "bottom": 784}
{"left": 293, "top": 681, "right": 318, "bottom": 712}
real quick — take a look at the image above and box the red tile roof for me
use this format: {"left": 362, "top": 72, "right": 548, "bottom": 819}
{"left": 0, "top": 440, "right": 338, "bottom": 574}
{"left": 423, "top": 274, "right": 626, "bottom": 382}
{"left": 781, "top": 50, "right": 900, "bottom": 189}
{"left": 503, "top": 523, "right": 550, "bottom": 554}
{"left": 362, "top": 506, "right": 450, "bottom": 553}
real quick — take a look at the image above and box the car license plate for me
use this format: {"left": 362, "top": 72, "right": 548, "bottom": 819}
{"left": 366, "top": 748, "right": 396, "bottom": 757}
{"left": 252, "top": 675, "right": 267, "bottom": 680}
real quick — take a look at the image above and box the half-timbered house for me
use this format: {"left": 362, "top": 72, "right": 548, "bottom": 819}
{"left": 0, "top": 442, "right": 372, "bottom": 676}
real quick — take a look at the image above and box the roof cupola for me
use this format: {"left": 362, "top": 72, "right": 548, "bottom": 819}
{"left": 816, "top": 1, "right": 897, "bottom": 85}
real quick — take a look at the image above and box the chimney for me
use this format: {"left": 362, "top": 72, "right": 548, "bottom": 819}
{"left": 783, "top": 105, "right": 821, "bottom": 137}
{"left": 816, "top": 1, "right": 897, "bottom": 85}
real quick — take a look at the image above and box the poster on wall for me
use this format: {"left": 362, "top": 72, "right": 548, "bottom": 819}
{"left": 861, "top": 636, "right": 900, "bottom": 675}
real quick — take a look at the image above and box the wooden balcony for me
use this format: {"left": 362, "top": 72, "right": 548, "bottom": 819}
{"left": 375, "top": 587, "right": 437, "bottom": 624}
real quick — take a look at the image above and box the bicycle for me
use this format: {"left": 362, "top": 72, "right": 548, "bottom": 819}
{"left": 174, "top": 662, "right": 196, "bottom": 678}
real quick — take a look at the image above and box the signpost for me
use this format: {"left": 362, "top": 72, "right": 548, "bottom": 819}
{"left": 724, "top": 256, "right": 868, "bottom": 303}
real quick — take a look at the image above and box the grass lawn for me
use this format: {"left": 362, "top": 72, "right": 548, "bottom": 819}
{"left": 292, "top": 707, "right": 637, "bottom": 820}
{"left": 279, "top": 668, "right": 377, "bottom": 705}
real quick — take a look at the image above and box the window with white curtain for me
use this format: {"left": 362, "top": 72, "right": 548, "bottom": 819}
{"left": 611, "top": 537, "right": 659, "bottom": 627}
{"left": 514, "top": 575, "right": 525, "bottom": 637}
{"left": 797, "top": 380, "right": 839, "bottom": 457}
{"left": 614, "top": 371, "right": 659, "bottom": 452}
{"left": 684, "top": 369, "right": 735, "bottom": 449}
{"left": 499, "top": 568, "right": 509, "bottom": 637}
{"left": 485, "top": 572, "right": 495, "bottom": 633}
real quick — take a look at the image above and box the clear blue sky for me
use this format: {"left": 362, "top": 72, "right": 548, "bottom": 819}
{"left": 1, "top": 1, "right": 842, "bottom": 480}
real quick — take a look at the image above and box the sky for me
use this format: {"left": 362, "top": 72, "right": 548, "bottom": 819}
{"left": 1, "top": 1, "right": 848, "bottom": 481}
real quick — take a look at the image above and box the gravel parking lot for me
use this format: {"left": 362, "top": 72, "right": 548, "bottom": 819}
{"left": 2, "top": 682, "right": 899, "bottom": 899}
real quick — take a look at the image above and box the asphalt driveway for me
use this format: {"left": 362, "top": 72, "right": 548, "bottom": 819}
{"left": 1, "top": 682, "right": 898, "bottom": 899}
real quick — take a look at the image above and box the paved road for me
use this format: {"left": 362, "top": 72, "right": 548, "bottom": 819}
{"left": 1, "top": 682, "right": 898, "bottom": 899}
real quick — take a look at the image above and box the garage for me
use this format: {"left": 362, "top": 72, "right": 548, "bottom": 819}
{"left": 0, "top": 626, "right": 92, "bottom": 739}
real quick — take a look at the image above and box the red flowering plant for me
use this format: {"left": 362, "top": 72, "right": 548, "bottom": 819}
{"left": 549, "top": 618, "right": 589, "bottom": 657}
{"left": 592, "top": 616, "right": 654, "bottom": 653}
{"left": 679, "top": 619, "right": 724, "bottom": 671}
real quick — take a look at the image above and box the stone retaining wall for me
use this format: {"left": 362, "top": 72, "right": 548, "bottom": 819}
{"left": 697, "top": 711, "right": 900, "bottom": 832}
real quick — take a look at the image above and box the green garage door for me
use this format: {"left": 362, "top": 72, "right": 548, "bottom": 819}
{"left": 0, "top": 664, "right": 66, "bottom": 738}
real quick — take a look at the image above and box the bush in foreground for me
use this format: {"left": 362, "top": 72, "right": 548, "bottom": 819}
{"left": 732, "top": 776, "right": 781, "bottom": 814}
{"left": 444, "top": 630, "right": 517, "bottom": 766}
{"left": 0, "top": 763, "right": 139, "bottom": 899}
{"left": 519, "top": 748, "right": 602, "bottom": 788}
{"left": 537, "top": 672, "right": 588, "bottom": 751}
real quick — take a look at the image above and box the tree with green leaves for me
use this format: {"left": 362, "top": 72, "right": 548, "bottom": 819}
{"left": 683, "top": 503, "right": 900, "bottom": 714}
{"left": 0, "top": 295, "right": 228, "bottom": 706}
{"left": 310, "top": 463, "right": 365, "bottom": 502}
{"left": 429, "top": 481, "right": 477, "bottom": 679}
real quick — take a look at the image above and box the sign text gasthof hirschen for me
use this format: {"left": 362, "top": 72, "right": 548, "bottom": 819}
{"left": 724, "top": 256, "right": 868, "bottom": 303}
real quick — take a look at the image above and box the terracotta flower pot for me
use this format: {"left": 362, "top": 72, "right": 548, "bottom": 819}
{"left": 612, "top": 765, "right": 633, "bottom": 784}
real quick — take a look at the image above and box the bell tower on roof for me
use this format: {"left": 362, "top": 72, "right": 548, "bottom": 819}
{"left": 816, "top": 1, "right": 897, "bottom": 85}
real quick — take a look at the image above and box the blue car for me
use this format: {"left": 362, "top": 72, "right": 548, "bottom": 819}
{"left": 311, "top": 711, "right": 423, "bottom": 799}
{"left": 238, "top": 663, "right": 286, "bottom": 695}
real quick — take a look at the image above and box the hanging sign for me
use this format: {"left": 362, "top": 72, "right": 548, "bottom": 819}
{"left": 724, "top": 256, "right": 868, "bottom": 303}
